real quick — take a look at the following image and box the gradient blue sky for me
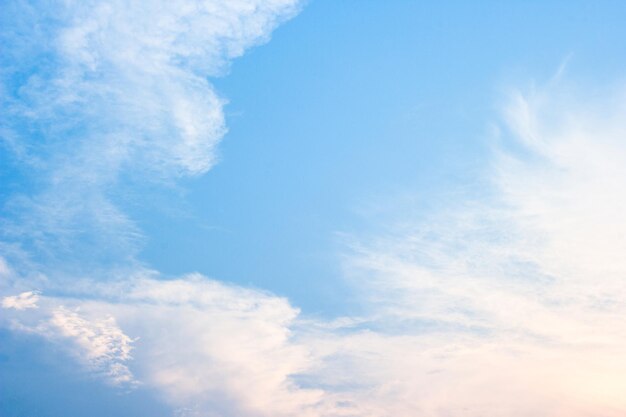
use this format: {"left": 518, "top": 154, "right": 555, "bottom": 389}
{"left": 140, "top": 0, "right": 626, "bottom": 313}
{"left": 3, "top": 1, "right": 626, "bottom": 416}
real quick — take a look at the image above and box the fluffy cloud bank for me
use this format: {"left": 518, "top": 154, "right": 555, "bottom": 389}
{"left": 3, "top": 273, "right": 322, "bottom": 416}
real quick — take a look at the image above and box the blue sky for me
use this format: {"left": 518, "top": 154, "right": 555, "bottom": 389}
{"left": 3, "top": 1, "right": 626, "bottom": 416}
{"left": 139, "top": 1, "right": 626, "bottom": 314}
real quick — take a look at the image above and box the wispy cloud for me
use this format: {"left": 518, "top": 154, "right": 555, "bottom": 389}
{"left": 0, "top": 0, "right": 302, "bottom": 270}
{"left": 330, "top": 80, "right": 626, "bottom": 416}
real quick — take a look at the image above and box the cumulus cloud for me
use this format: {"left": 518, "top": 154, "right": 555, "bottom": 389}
{"left": 116, "top": 276, "right": 324, "bottom": 417}
{"left": 47, "top": 307, "right": 137, "bottom": 386}
{"left": 7, "top": 273, "right": 326, "bottom": 416}
{"left": 1, "top": 289, "right": 136, "bottom": 387}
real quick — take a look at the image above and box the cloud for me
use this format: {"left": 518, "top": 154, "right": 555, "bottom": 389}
{"left": 0, "top": 1, "right": 315, "bottom": 414}
{"left": 6, "top": 273, "right": 326, "bottom": 416}
{"left": 330, "top": 81, "right": 626, "bottom": 416}
{"left": 47, "top": 307, "right": 137, "bottom": 387}
{"left": 2, "top": 0, "right": 301, "bottom": 176}
{"left": 117, "top": 276, "right": 323, "bottom": 417}
{"left": 3, "top": 1, "right": 626, "bottom": 416}
{"left": 0, "top": 0, "right": 302, "bottom": 270}
{"left": 1, "top": 291, "right": 39, "bottom": 310}
{"left": 5, "top": 80, "right": 626, "bottom": 416}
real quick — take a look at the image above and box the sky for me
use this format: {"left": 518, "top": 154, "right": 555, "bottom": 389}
{"left": 2, "top": 1, "right": 626, "bottom": 416}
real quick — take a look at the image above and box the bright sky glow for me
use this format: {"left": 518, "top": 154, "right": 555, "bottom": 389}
{"left": 2, "top": 1, "right": 626, "bottom": 416}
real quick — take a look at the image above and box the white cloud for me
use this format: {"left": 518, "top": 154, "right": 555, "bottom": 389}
{"left": 0, "top": 2, "right": 310, "bottom": 411}
{"left": 8, "top": 273, "right": 326, "bottom": 416}
{"left": 1, "top": 291, "right": 39, "bottom": 310}
{"left": 329, "top": 81, "right": 626, "bottom": 416}
{"left": 0, "top": 0, "right": 301, "bottom": 267}
{"left": 4, "top": 0, "right": 301, "bottom": 177}
{"left": 47, "top": 307, "right": 137, "bottom": 386}
{"left": 113, "top": 275, "right": 322, "bottom": 414}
